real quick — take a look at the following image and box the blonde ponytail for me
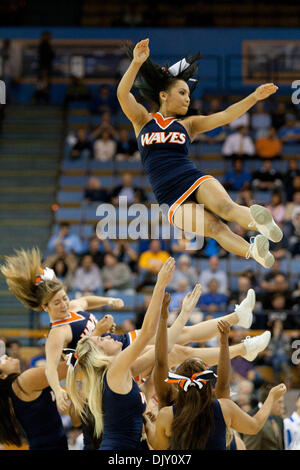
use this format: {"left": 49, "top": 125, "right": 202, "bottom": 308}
{"left": 66, "top": 336, "right": 111, "bottom": 438}
{"left": 0, "top": 247, "right": 64, "bottom": 310}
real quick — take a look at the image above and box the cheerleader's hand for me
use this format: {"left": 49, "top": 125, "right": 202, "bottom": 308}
{"left": 254, "top": 83, "right": 278, "bottom": 101}
{"left": 108, "top": 298, "right": 124, "bottom": 309}
{"left": 133, "top": 39, "right": 150, "bottom": 65}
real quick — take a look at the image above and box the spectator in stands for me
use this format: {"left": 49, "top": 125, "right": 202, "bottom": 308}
{"left": 70, "top": 128, "right": 92, "bottom": 160}
{"left": 198, "top": 278, "right": 228, "bottom": 314}
{"left": 170, "top": 232, "right": 198, "bottom": 257}
{"left": 242, "top": 383, "right": 285, "bottom": 450}
{"left": 266, "top": 293, "right": 292, "bottom": 329}
{"left": 64, "top": 76, "right": 91, "bottom": 104}
{"left": 255, "top": 127, "right": 282, "bottom": 159}
{"left": 240, "top": 268, "right": 258, "bottom": 289}
{"left": 284, "top": 393, "right": 300, "bottom": 450}
{"left": 47, "top": 222, "right": 83, "bottom": 255}
{"left": 110, "top": 172, "right": 147, "bottom": 205}
{"left": 230, "top": 328, "right": 264, "bottom": 392}
{"left": 264, "top": 320, "right": 291, "bottom": 387}
{"left": 33, "top": 70, "right": 50, "bottom": 105}
{"left": 93, "top": 130, "right": 117, "bottom": 161}
{"left": 266, "top": 191, "right": 286, "bottom": 225}
{"left": 134, "top": 294, "right": 152, "bottom": 329}
{"left": 83, "top": 176, "right": 110, "bottom": 203}
{"left": 199, "top": 255, "right": 228, "bottom": 295}
{"left": 169, "top": 254, "right": 198, "bottom": 292}
{"left": 235, "top": 188, "right": 255, "bottom": 208}
{"left": 1, "top": 39, "right": 14, "bottom": 103}
{"left": 278, "top": 113, "right": 300, "bottom": 144}
{"left": 37, "top": 31, "right": 54, "bottom": 79}
{"left": 284, "top": 160, "right": 300, "bottom": 201}
{"left": 112, "top": 240, "right": 139, "bottom": 274}
{"left": 90, "top": 84, "right": 118, "bottom": 115}
{"left": 43, "top": 241, "right": 78, "bottom": 277}
{"left": 229, "top": 275, "right": 252, "bottom": 307}
{"left": 169, "top": 278, "right": 189, "bottom": 311}
{"left": 29, "top": 338, "right": 46, "bottom": 368}
{"left": 51, "top": 258, "right": 73, "bottom": 291}
{"left": 228, "top": 112, "right": 250, "bottom": 130}
{"left": 137, "top": 239, "right": 170, "bottom": 289}
{"left": 260, "top": 259, "right": 285, "bottom": 293}
{"left": 71, "top": 254, "right": 102, "bottom": 295}
{"left": 222, "top": 126, "right": 255, "bottom": 159}
{"left": 251, "top": 102, "right": 272, "bottom": 139}
{"left": 271, "top": 102, "right": 287, "bottom": 130}
{"left": 115, "top": 128, "right": 139, "bottom": 160}
{"left": 223, "top": 158, "right": 251, "bottom": 191}
{"left": 198, "top": 98, "right": 226, "bottom": 143}
{"left": 261, "top": 274, "right": 292, "bottom": 311}
{"left": 90, "top": 111, "right": 118, "bottom": 139}
{"left": 6, "top": 340, "right": 27, "bottom": 372}
{"left": 80, "top": 235, "right": 111, "bottom": 269}
{"left": 284, "top": 190, "right": 300, "bottom": 223}
{"left": 288, "top": 207, "right": 300, "bottom": 256}
{"left": 252, "top": 159, "right": 283, "bottom": 191}
{"left": 269, "top": 235, "right": 289, "bottom": 260}
{"left": 101, "top": 253, "right": 134, "bottom": 295}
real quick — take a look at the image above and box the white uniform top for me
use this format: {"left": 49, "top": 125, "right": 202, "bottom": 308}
{"left": 284, "top": 411, "right": 300, "bottom": 450}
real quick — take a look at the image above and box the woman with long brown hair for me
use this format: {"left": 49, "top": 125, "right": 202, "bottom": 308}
{"left": 0, "top": 247, "right": 124, "bottom": 412}
{"left": 145, "top": 349, "right": 286, "bottom": 450}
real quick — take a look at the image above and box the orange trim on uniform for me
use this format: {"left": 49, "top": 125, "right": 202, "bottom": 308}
{"left": 151, "top": 112, "right": 177, "bottom": 130}
{"left": 168, "top": 174, "right": 215, "bottom": 225}
{"left": 51, "top": 311, "right": 85, "bottom": 327}
{"left": 128, "top": 329, "right": 138, "bottom": 344}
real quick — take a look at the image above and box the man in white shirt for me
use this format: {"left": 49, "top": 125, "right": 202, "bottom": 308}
{"left": 222, "top": 126, "right": 255, "bottom": 159}
{"left": 284, "top": 394, "right": 300, "bottom": 450}
{"left": 199, "top": 255, "right": 228, "bottom": 295}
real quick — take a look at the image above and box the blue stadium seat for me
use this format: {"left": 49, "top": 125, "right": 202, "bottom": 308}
{"left": 57, "top": 190, "right": 83, "bottom": 203}
{"left": 115, "top": 160, "right": 143, "bottom": 172}
{"left": 253, "top": 191, "right": 271, "bottom": 204}
{"left": 229, "top": 256, "right": 258, "bottom": 273}
{"left": 282, "top": 144, "right": 300, "bottom": 155}
{"left": 55, "top": 207, "right": 82, "bottom": 222}
{"left": 290, "top": 259, "right": 300, "bottom": 274}
{"left": 89, "top": 160, "right": 115, "bottom": 171}
{"left": 59, "top": 175, "right": 88, "bottom": 187}
{"left": 62, "top": 160, "right": 88, "bottom": 171}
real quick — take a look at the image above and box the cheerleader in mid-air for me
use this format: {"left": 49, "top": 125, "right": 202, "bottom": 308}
{"left": 117, "top": 38, "right": 283, "bottom": 268}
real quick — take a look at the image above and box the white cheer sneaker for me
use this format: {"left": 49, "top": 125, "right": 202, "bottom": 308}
{"left": 234, "top": 288, "right": 255, "bottom": 329}
{"left": 249, "top": 204, "right": 283, "bottom": 243}
{"left": 246, "top": 235, "right": 275, "bottom": 268}
{"left": 242, "top": 331, "right": 271, "bottom": 362}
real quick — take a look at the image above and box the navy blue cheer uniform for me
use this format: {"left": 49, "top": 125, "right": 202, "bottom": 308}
{"left": 9, "top": 385, "right": 68, "bottom": 450}
{"left": 172, "top": 398, "right": 226, "bottom": 450}
{"left": 49, "top": 310, "right": 138, "bottom": 351}
{"left": 137, "top": 112, "right": 214, "bottom": 224}
{"left": 99, "top": 373, "right": 147, "bottom": 450}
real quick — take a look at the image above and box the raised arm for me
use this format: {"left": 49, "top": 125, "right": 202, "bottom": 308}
{"left": 214, "top": 320, "right": 231, "bottom": 399}
{"left": 152, "top": 292, "right": 174, "bottom": 409}
{"left": 69, "top": 295, "right": 124, "bottom": 312}
{"left": 153, "top": 285, "right": 202, "bottom": 409}
{"left": 220, "top": 383, "right": 287, "bottom": 435}
{"left": 117, "top": 39, "right": 151, "bottom": 133}
{"left": 107, "top": 258, "right": 175, "bottom": 386}
{"left": 187, "top": 84, "right": 278, "bottom": 139}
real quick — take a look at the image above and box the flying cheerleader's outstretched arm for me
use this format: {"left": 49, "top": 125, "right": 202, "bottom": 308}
{"left": 117, "top": 39, "right": 150, "bottom": 132}
{"left": 187, "top": 83, "right": 278, "bottom": 140}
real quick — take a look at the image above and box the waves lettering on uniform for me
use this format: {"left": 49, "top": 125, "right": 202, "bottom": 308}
{"left": 141, "top": 131, "right": 186, "bottom": 146}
